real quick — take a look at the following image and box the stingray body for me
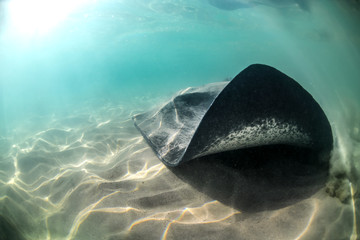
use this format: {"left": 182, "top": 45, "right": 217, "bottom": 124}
{"left": 133, "top": 64, "right": 333, "bottom": 167}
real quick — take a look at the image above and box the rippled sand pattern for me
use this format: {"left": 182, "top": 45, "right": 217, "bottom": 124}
{"left": 0, "top": 100, "right": 358, "bottom": 240}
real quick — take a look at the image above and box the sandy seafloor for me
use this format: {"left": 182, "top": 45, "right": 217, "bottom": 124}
{"left": 0, "top": 0, "right": 360, "bottom": 239}
{"left": 0, "top": 95, "right": 359, "bottom": 240}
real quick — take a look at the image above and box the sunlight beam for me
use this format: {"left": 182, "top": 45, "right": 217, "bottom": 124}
{"left": 8, "top": 0, "right": 87, "bottom": 35}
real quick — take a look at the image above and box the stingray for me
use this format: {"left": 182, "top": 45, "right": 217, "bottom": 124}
{"left": 133, "top": 64, "right": 333, "bottom": 167}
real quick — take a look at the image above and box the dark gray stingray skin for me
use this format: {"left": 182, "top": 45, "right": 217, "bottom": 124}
{"left": 133, "top": 64, "right": 333, "bottom": 166}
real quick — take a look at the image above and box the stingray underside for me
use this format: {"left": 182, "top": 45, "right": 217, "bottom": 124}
{"left": 133, "top": 64, "right": 333, "bottom": 167}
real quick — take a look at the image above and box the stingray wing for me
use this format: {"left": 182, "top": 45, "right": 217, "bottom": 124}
{"left": 133, "top": 64, "right": 333, "bottom": 166}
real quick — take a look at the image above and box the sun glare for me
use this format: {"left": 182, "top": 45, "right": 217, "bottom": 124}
{"left": 8, "top": 0, "right": 87, "bottom": 35}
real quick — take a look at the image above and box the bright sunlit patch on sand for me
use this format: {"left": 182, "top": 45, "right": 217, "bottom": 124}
{"left": 7, "top": 177, "right": 16, "bottom": 185}
{"left": 121, "top": 162, "right": 165, "bottom": 181}
{"left": 350, "top": 182, "right": 358, "bottom": 240}
{"left": 96, "top": 120, "right": 111, "bottom": 128}
{"left": 128, "top": 200, "right": 241, "bottom": 240}
{"left": 294, "top": 200, "right": 318, "bottom": 240}
{"left": 67, "top": 191, "right": 140, "bottom": 240}
{"left": 7, "top": 0, "right": 87, "bottom": 35}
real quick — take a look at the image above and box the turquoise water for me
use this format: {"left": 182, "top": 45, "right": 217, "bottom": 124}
{"left": 0, "top": 0, "right": 359, "bottom": 239}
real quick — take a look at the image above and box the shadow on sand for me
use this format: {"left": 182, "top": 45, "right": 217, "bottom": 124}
{"left": 168, "top": 145, "right": 329, "bottom": 213}
{"left": 0, "top": 215, "right": 25, "bottom": 240}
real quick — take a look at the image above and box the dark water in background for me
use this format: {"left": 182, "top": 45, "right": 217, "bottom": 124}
{"left": 0, "top": 0, "right": 359, "bottom": 239}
